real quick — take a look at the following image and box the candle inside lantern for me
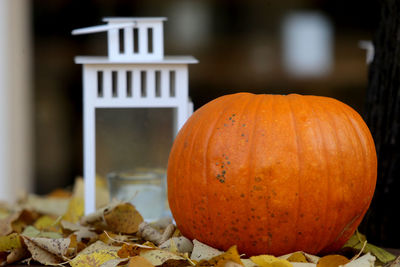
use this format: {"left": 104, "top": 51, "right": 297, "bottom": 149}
{"left": 107, "top": 169, "right": 166, "bottom": 222}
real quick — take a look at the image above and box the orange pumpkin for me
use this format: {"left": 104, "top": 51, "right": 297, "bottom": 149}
{"left": 167, "top": 93, "right": 377, "bottom": 256}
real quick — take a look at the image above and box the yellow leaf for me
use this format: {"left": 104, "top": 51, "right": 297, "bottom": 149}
{"left": 0, "top": 233, "right": 22, "bottom": 252}
{"left": 33, "top": 215, "right": 59, "bottom": 231}
{"left": 250, "top": 255, "right": 293, "bottom": 267}
{"left": 62, "top": 197, "right": 84, "bottom": 223}
{"left": 316, "top": 255, "right": 349, "bottom": 267}
{"left": 69, "top": 241, "right": 120, "bottom": 267}
{"left": 140, "top": 248, "right": 185, "bottom": 266}
{"left": 287, "top": 252, "right": 308, "bottom": 263}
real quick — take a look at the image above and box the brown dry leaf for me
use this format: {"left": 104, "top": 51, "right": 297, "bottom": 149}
{"left": 316, "top": 255, "right": 349, "bottom": 267}
{"left": 156, "top": 258, "right": 192, "bottom": 267}
{"left": 80, "top": 201, "right": 120, "bottom": 229}
{"left": 81, "top": 201, "right": 143, "bottom": 234}
{"left": 6, "top": 247, "right": 29, "bottom": 265}
{"left": 250, "top": 255, "right": 293, "bottom": 267}
{"left": 98, "top": 231, "right": 139, "bottom": 245}
{"left": 0, "top": 209, "right": 39, "bottom": 236}
{"left": 140, "top": 248, "right": 185, "bottom": 266}
{"left": 287, "top": 252, "right": 308, "bottom": 263}
{"left": 118, "top": 243, "right": 156, "bottom": 258}
{"left": 60, "top": 220, "right": 97, "bottom": 242}
{"left": 0, "top": 233, "right": 22, "bottom": 252}
{"left": 69, "top": 240, "right": 120, "bottom": 267}
{"left": 21, "top": 236, "right": 71, "bottom": 265}
{"left": 190, "top": 239, "right": 224, "bottom": 261}
{"left": 104, "top": 202, "right": 143, "bottom": 234}
{"left": 66, "top": 234, "right": 78, "bottom": 258}
{"left": 128, "top": 256, "right": 155, "bottom": 267}
{"left": 197, "top": 245, "right": 243, "bottom": 267}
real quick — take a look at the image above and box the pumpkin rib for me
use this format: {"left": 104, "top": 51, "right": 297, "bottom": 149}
{"left": 318, "top": 99, "right": 349, "bottom": 252}
{"left": 339, "top": 103, "right": 377, "bottom": 202}
{"left": 303, "top": 96, "right": 331, "bottom": 253}
{"left": 246, "top": 94, "right": 267, "bottom": 251}
{"left": 286, "top": 94, "right": 304, "bottom": 253}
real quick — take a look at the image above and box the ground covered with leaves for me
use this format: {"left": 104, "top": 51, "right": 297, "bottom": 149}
{"left": 0, "top": 178, "right": 398, "bottom": 267}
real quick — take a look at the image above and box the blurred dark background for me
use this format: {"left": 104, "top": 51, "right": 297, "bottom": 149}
{"left": 33, "top": 0, "right": 378, "bottom": 193}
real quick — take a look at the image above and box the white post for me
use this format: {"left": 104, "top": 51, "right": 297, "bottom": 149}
{"left": 83, "top": 67, "right": 97, "bottom": 214}
{"left": 0, "top": 0, "right": 32, "bottom": 202}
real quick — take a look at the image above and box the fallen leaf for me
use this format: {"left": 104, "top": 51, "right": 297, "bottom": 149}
{"left": 118, "top": 243, "right": 156, "bottom": 258}
{"left": 6, "top": 247, "right": 29, "bottom": 265}
{"left": 33, "top": 215, "right": 59, "bottom": 231}
{"left": 0, "top": 233, "right": 22, "bottom": 252}
{"left": 190, "top": 239, "right": 223, "bottom": 261}
{"left": 104, "top": 202, "right": 143, "bottom": 234}
{"left": 62, "top": 197, "right": 85, "bottom": 223}
{"left": 198, "top": 245, "right": 243, "bottom": 267}
{"left": 23, "top": 195, "right": 70, "bottom": 217}
{"left": 81, "top": 201, "right": 143, "bottom": 234}
{"left": 156, "top": 258, "right": 192, "bottom": 267}
{"left": 344, "top": 253, "right": 375, "bottom": 267}
{"left": 100, "top": 258, "right": 129, "bottom": 267}
{"left": 280, "top": 252, "right": 320, "bottom": 264}
{"left": 128, "top": 255, "right": 155, "bottom": 267}
{"left": 343, "top": 231, "right": 396, "bottom": 263}
{"left": 22, "top": 225, "right": 63, "bottom": 239}
{"left": 69, "top": 240, "right": 120, "bottom": 267}
{"left": 250, "top": 255, "right": 293, "bottom": 267}
{"left": 387, "top": 255, "right": 400, "bottom": 267}
{"left": 287, "top": 252, "right": 308, "bottom": 263}
{"left": 60, "top": 220, "right": 97, "bottom": 242}
{"left": 140, "top": 248, "right": 185, "bottom": 266}
{"left": 316, "top": 255, "right": 349, "bottom": 267}
{"left": 242, "top": 259, "right": 259, "bottom": 267}
{"left": 21, "top": 236, "right": 71, "bottom": 265}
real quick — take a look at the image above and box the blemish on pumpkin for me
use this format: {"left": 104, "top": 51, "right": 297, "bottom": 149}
{"left": 242, "top": 124, "right": 246, "bottom": 127}
{"left": 240, "top": 193, "right": 245, "bottom": 198}
{"left": 253, "top": 185, "right": 262, "bottom": 191}
{"left": 241, "top": 133, "right": 245, "bottom": 137}
{"left": 251, "top": 208, "right": 255, "bottom": 212}
{"left": 227, "top": 161, "right": 231, "bottom": 165}
{"left": 254, "top": 177, "right": 262, "bottom": 182}
{"left": 300, "top": 213, "right": 305, "bottom": 218}
{"left": 270, "top": 213, "right": 275, "bottom": 218}
{"left": 231, "top": 227, "right": 239, "bottom": 232}
{"left": 298, "top": 231, "right": 302, "bottom": 235}
{"left": 267, "top": 232, "right": 272, "bottom": 238}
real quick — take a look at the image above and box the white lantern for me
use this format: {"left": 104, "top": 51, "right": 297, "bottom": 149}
{"left": 72, "top": 17, "right": 198, "bottom": 214}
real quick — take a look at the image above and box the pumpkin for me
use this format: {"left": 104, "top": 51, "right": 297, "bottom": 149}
{"left": 167, "top": 93, "right": 377, "bottom": 256}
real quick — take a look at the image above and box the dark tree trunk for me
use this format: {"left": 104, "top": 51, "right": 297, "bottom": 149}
{"left": 360, "top": 0, "right": 400, "bottom": 248}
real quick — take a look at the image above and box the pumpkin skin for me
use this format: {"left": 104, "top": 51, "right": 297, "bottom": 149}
{"left": 167, "top": 93, "right": 377, "bottom": 256}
